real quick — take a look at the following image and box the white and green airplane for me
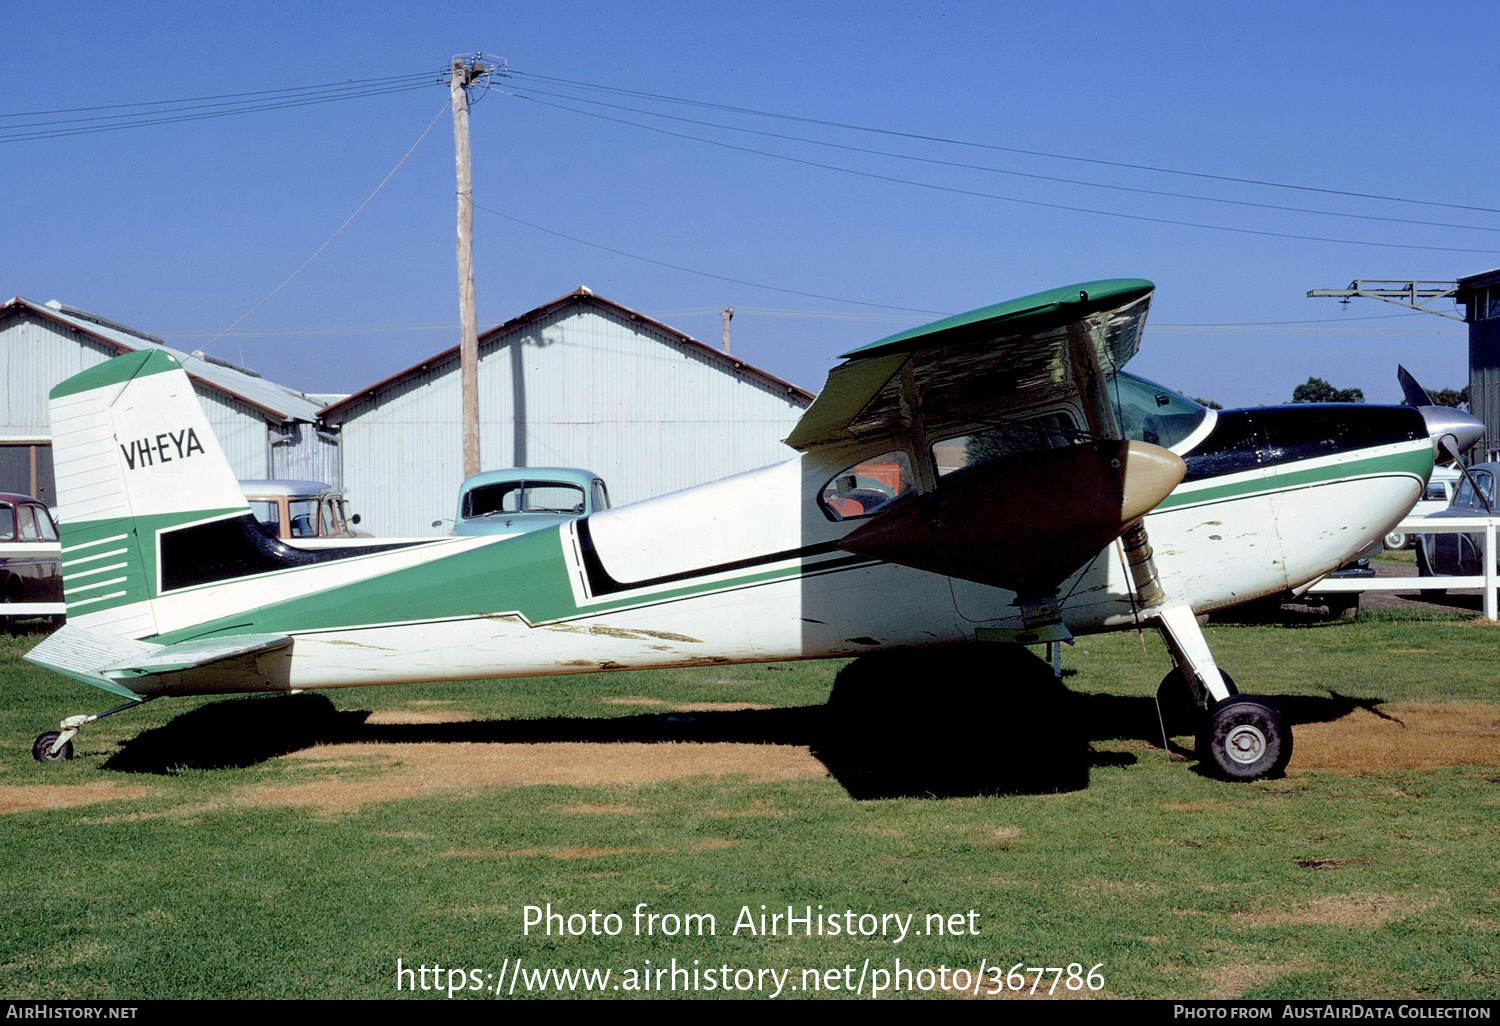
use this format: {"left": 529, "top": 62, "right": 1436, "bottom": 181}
{"left": 25, "top": 279, "right": 1479, "bottom": 781}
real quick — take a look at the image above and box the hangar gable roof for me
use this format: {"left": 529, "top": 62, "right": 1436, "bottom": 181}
{"left": 319, "top": 288, "right": 815, "bottom": 421}
{"left": 1, "top": 297, "right": 325, "bottom": 424}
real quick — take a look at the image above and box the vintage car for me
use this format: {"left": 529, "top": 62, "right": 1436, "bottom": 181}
{"left": 0, "top": 492, "right": 62, "bottom": 629}
{"left": 1384, "top": 465, "right": 1459, "bottom": 550}
{"left": 1414, "top": 461, "right": 1499, "bottom": 586}
{"left": 240, "top": 480, "right": 363, "bottom": 541}
{"left": 449, "top": 467, "right": 609, "bottom": 538}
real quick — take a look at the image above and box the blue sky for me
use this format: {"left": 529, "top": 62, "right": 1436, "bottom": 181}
{"left": 3, "top": 1, "right": 1494, "bottom": 407}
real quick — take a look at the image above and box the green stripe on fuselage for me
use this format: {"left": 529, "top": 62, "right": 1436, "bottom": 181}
{"left": 1156, "top": 445, "right": 1430, "bottom": 511}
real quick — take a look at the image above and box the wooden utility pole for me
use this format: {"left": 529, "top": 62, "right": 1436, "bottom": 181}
{"left": 721, "top": 307, "right": 733, "bottom": 354}
{"left": 450, "top": 55, "right": 487, "bottom": 478}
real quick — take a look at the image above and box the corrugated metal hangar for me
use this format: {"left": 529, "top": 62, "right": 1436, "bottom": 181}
{"left": 1, "top": 289, "right": 815, "bottom": 536}
{"left": 322, "top": 287, "right": 814, "bottom": 535}
{"left": 0, "top": 297, "right": 333, "bottom": 505}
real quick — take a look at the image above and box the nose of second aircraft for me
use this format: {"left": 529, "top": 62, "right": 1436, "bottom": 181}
{"left": 1419, "top": 405, "right": 1485, "bottom": 462}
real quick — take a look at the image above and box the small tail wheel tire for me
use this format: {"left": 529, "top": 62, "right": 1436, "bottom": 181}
{"left": 1156, "top": 667, "right": 1238, "bottom": 737}
{"left": 32, "top": 731, "right": 73, "bottom": 763}
{"left": 1384, "top": 531, "right": 1409, "bottom": 551}
{"left": 1197, "top": 696, "right": 1292, "bottom": 781}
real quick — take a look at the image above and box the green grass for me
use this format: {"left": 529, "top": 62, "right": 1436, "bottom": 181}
{"left": 0, "top": 613, "right": 1497, "bottom": 1001}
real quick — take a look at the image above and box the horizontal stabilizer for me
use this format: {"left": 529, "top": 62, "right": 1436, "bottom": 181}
{"left": 25, "top": 625, "right": 158, "bottom": 699}
{"left": 100, "top": 633, "right": 292, "bottom": 679}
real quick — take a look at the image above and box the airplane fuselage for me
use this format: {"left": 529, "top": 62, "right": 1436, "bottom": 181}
{"left": 110, "top": 400, "right": 1429, "bottom": 697}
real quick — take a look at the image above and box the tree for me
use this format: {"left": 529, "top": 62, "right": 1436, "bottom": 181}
{"left": 1427, "top": 386, "right": 1469, "bottom": 410}
{"left": 1291, "top": 377, "right": 1363, "bottom": 404}
{"left": 1191, "top": 396, "right": 1223, "bottom": 410}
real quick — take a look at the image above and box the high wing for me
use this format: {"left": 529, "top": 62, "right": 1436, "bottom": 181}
{"left": 785, "top": 278, "right": 1154, "bottom": 452}
{"left": 784, "top": 278, "right": 1181, "bottom": 630}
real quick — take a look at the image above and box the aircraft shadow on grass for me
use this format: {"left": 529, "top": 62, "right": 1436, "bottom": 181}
{"left": 100, "top": 685, "right": 1376, "bottom": 800}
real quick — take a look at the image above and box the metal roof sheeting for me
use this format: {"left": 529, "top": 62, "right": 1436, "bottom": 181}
{"left": 3, "top": 298, "right": 325, "bottom": 423}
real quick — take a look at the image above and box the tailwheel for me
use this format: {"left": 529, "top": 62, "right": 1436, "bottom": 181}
{"left": 32, "top": 731, "right": 74, "bottom": 763}
{"left": 1196, "top": 696, "right": 1292, "bottom": 781}
{"left": 1156, "top": 667, "right": 1237, "bottom": 737}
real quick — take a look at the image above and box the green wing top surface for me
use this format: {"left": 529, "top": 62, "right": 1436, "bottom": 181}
{"left": 786, "top": 279, "right": 1154, "bottom": 451}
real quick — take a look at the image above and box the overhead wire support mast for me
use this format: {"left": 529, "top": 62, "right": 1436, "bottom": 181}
{"left": 1306, "top": 280, "right": 1463, "bottom": 321}
{"left": 448, "top": 53, "right": 499, "bottom": 478}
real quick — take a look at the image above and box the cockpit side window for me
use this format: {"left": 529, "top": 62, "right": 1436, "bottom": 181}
{"left": 1112, "top": 372, "right": 1210, "bottom": 450}
{"left": 818, "top": 450, "right": 913, "bottom": 521}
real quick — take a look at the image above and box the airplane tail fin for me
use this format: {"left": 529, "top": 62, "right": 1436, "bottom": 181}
{"left": 47, "top": 350, "right": 250, "bottom": 638}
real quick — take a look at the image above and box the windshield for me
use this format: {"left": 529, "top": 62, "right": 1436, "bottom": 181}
{"left": 464, "top": 481, "right": 587, "bottom": 518}
{"left": 1112, "top": 371, "right": 1211, "bottom": 450}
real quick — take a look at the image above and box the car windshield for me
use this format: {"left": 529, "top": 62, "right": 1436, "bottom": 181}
{"left": 1112, "top": 372, "right": 1211, "bottom": 450}
{"left": 465, "top": 481, "right": 586, "bottom": 518}
{"left": 1453, "top": 470, "right": 1495, "bottom": 511}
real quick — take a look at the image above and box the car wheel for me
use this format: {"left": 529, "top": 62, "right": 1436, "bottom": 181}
{"left": 1384, "top": 530, "right": 1409, "bottom": 550}
{"left": 1415, "top": 544, "right": 1445, "bottom": 599}
{"left": 1324, "top": 594, "right": 1360, "bottom": 621}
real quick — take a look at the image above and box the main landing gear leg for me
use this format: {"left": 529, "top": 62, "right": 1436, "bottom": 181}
{"left": 32, "top": 700, "right": 146, "bottom": 762}
{"left": 1151, "top": 603, "right": 1291, "bottom": 781}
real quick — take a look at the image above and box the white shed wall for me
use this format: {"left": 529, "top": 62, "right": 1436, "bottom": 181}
{"left": 0, "top": 312, "right": 272, "bottom": 480}
{"left": 334, "top": 304, "right": 810, "bottom": 536}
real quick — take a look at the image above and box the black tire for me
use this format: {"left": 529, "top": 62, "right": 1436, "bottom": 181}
{"left": 1324, "top": 594, "right": 1360, "bottom": 621}
{"left": 1415, "top": 544, "right": 1445, "bottom": 599}
{"left": 32, "top": 731, "right": 74, "bottom": 763}
{"left": 1156, "top": 667, "right": 1238, "bottom": 737}
{"left": 1196, "top": 696, "right": 1292, "bottom": 781}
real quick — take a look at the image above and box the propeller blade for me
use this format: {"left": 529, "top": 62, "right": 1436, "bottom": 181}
{"left": 1440, "top": 434, "right": 1494, "bottom": 513}
{"left": 1397, "top": 365, "right": 1434, "bottom": 408}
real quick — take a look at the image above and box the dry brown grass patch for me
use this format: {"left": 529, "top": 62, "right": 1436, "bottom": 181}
{"left": 238, "top": 741, "right": 826, "bottom": 816}
{"left": 1202, "top": 961, "right": 1306, "bottom": 999}
{"left": 603, "top": 696, "right": 667, "bottom": 706}
{"left": 553, "top": 803, "right": 645, "bottom": 816}
{"left": 1236, "top": 892, "right": 1426, "bottom": 928}
{"left": 363, "top": 709, "right": 473, "bottom": 724}
{"left": 669, "top": 702, "right": 775, "bottom": 712}
{"left": 0, "top": 782, "right": 149, "bottom": 814}
{"left": 1292, "top": 702, "right": 1500, "bottom": 773}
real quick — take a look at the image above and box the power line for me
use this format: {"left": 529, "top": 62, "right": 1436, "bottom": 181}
{"left": 506, "top": 91, "right": 1500, "bottom": 256}
{"left": 0, "top": 81, "right": 433, "bottom": 144}
{"left": 507, "top": 83, "right": 1500, "bottom": 236}
{"left": 507, "top": 69, "right": 1500, "bottom": 216}
{"left": 475, "top": 204, "right": 950, "bottom": 315}
{"left": 0, "top": 72, "right": 435, "bottom": 119}
{"left": 200, "top": 99, "right": 452, "bottom": 351}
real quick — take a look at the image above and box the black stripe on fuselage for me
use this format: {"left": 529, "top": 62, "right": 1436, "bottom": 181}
{"left": 158, "top": 514, "right": 429, "bottom": 592}
{"left": 575, "top": 518, "right": 872, "bottom": 597}
{"left": 1183, "top": 405, "right": 1425, "bottom": 482}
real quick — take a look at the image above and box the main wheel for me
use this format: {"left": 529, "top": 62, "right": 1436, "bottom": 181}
{"left": 1196, "top": 696, "right": 1291, "bottom": 781}
{"left": 32, "top": 731, "right": 73, "bottom": 763}
{"left": 1156, "top": 667, "right": 1237, "bottom": 737}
